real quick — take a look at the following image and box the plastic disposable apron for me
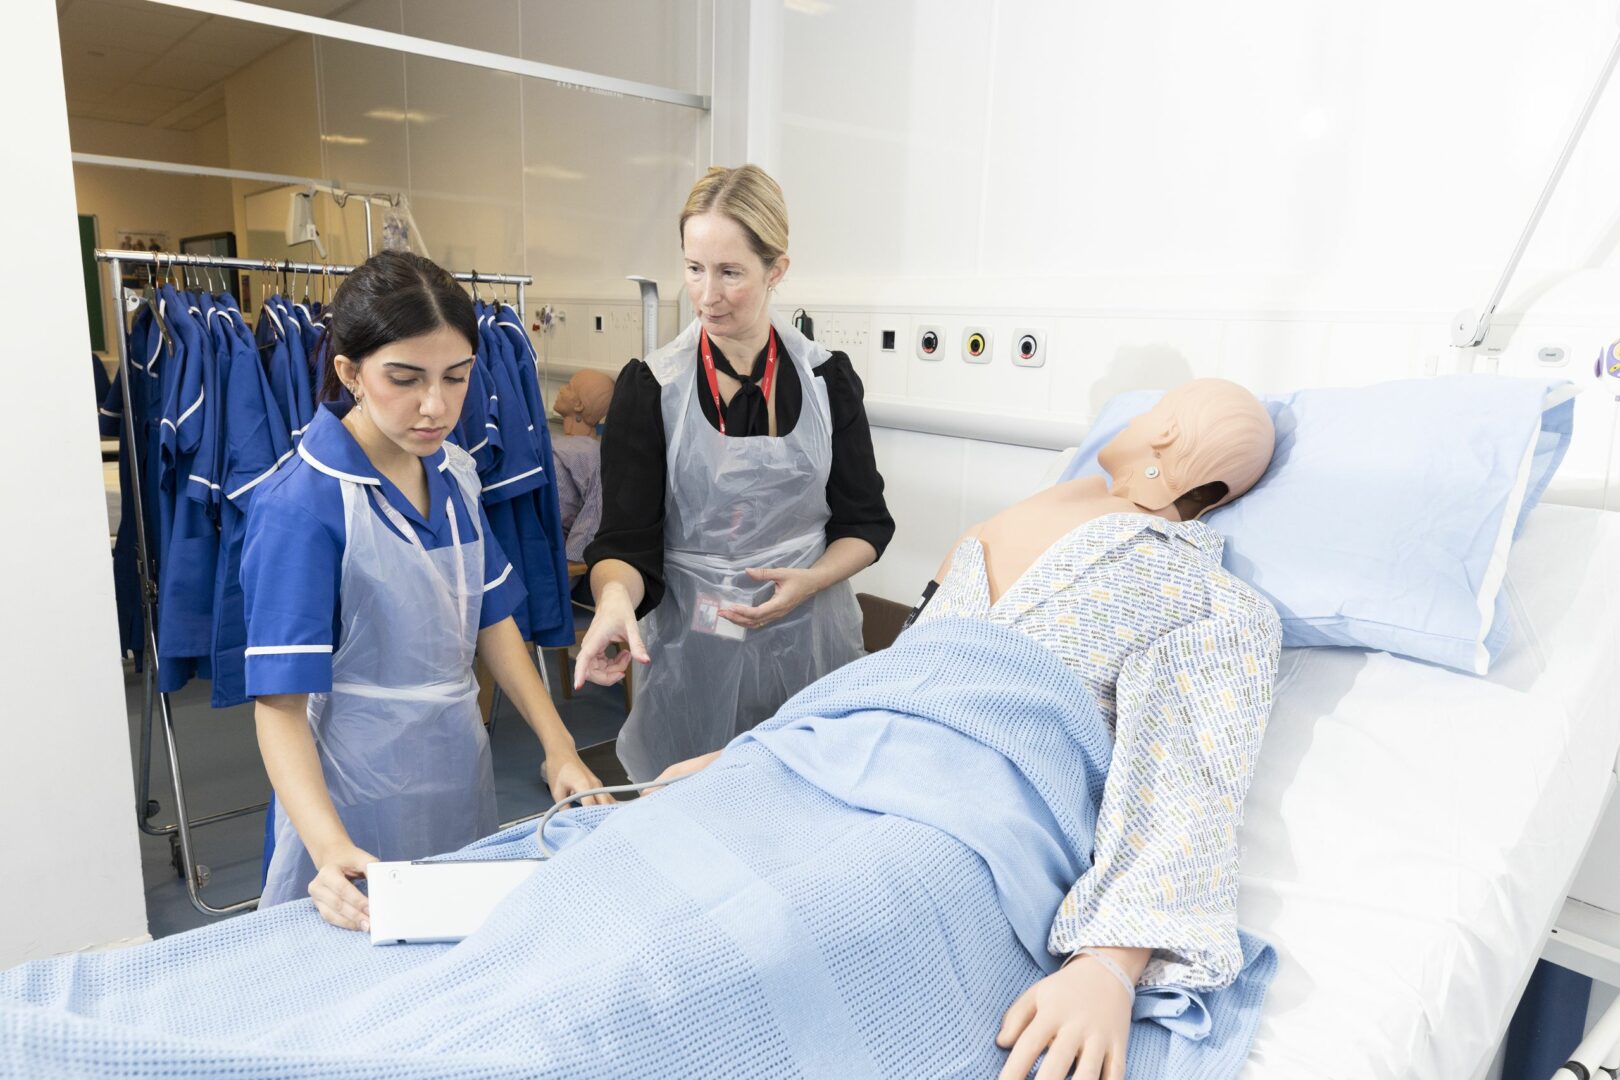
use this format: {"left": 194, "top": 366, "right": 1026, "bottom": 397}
{"left": 261, "top": 448, "right": 497, "bottom": 905}
{"left": 617, "top": 316, "right": 865, "bottom": 782}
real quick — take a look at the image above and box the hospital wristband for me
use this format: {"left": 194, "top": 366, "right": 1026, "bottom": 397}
{"left": 1068, "top": 948, "right": 1137, "bottom": 1000}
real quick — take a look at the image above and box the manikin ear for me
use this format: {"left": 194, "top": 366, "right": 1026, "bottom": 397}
{"left": 1129, "top": 414, "right": 1182, "bottom": 512}
{"left": 1147, "top": 415, "right": 1180, "bottom": 450}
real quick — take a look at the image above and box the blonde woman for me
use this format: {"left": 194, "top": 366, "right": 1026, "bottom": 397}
{"left": 576, "top": 165, "right": 894, "bottom": 782}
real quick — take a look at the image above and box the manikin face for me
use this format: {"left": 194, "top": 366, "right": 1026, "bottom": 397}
{"left": 553, "top": 381, "right": 582, "bottom": 419}
{"left": 682, "top": 211, "right": 787, "bottom": 344}
{"left": 1096, "top": 400, "right": 1183, "bottom": 513}
{"left": 337, "top": 324, "right": 474, "bottom": 459}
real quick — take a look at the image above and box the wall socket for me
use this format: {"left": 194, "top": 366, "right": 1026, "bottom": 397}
{"left": 1012, "top": 328, "right": 1046, "bottom": 368}
{"left": 963, "top": 327, "right": 991, "bottom": 364}
{"left": 916, "top": 325, "right": 944, "bottom": 361}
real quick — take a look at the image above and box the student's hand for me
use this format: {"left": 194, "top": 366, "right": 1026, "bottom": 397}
{"left": 718, "top": 566, "right": 823, "bottom": 630}
{"left": 543, "top": 752, "right": 615, "bottom": 807}
{"left": 309, "top": 843, "right": 378, "bottom": 932}
{"left": 574, "top": 589, "right": 649, "bottom": 689}
{"left": 642, "top": 750, "right": 722, "bottom": 796}
{"left": 996, "top": 956, "right": 1133, "bottom": 1080}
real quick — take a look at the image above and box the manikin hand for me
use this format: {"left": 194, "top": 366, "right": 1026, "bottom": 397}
{"left": 574, "top": 589, "right": 649, "bottom": 689}
{"left": 309, "top": 843, "right": 378, "bottom": 932}
{"left": 717, "top": 566, "right": 823, "bottom": 630}
{"left": 642, "top": 750, "right": 722, "bottom": 796}
{"left": 996, "top": 955, "right": 1134, "bottom": 1080}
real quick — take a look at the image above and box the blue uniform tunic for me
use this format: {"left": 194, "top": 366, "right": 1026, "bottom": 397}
{"left": 241, "top": 403, "right": 526, "bottom": 698}
{"left": 206, "top": 298, "right": 293, "bottom": 707}
{"left": 154, "top": 287, "right": 218, "bottom": 690}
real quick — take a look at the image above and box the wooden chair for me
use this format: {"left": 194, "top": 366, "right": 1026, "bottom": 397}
{"left": 857, "top": 592, "right": 912, "bottom": 654}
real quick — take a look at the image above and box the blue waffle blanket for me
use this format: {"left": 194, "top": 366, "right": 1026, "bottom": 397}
{"left": 0, "top": 617, "right": 1274, "bottom": 1078}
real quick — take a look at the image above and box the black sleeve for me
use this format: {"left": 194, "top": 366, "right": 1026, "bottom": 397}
{"left": 813, "top": 352, "right": 895, "bottom": 560}
{"left": 584, "top": 360, "right": 668, "bottom": 619}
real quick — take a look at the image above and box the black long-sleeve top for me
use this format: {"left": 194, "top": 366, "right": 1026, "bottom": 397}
{"left": 585, "top": 334, "right": 895, "bottom": 618}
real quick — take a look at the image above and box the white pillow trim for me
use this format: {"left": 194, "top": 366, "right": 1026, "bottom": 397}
{"left": 1470, "top": 386, "right": 1574, "bottom": 673}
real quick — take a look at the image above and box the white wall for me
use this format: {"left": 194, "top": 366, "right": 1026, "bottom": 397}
{"left": 178, "top": 2, "right": 704, "bottom": 363}
{"left": 758, "top": 0, "right": 1620, "bottom": 600}
{"left": 0, "top": 0, "right": 148, "bottom": 966}
{"left": 776, "top": 0, "right": 1620, "bottom": 313}
{"left": 71, "top": 115, "right": 235, "bottom": 352}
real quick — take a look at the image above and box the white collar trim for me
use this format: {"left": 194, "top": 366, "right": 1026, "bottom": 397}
{"left": 297, "top": 441, "right": 380, "bottom": 485}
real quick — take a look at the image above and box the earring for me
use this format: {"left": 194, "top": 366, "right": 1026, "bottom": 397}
{"left": 1144, "top": 465, "right": 1161, "bottom": 479}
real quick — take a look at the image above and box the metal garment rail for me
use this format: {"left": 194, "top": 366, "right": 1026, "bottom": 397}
{"left": 98, "top": 248, "right": 533, "bottom": 916}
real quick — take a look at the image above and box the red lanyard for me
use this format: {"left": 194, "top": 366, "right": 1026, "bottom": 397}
{"left": 699, "top": 329, "right": 778, "bottom": 435}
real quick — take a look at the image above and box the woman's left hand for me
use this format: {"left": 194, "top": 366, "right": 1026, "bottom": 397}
{"left": 542, "top": 752, "right": 615, "bottom": 807}
{"left": 718, "top": 566, "right": 824, "bottom": 630}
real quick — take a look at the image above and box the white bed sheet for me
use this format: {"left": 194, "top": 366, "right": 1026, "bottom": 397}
{"left": 1236, "top": 504, "right": 1620, "bottom": 1078}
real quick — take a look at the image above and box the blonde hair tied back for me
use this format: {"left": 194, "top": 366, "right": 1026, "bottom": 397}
{"left": 679, "top": 164, "right": 789, "bottom": 269}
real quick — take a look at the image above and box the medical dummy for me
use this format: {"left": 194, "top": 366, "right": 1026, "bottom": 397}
{"left": 552, "top": 368, "right": 613, "bottom": 437}
{"left": 549, "top": 369, "right": 613, "bottom": 560}
{"left": 0, "top": 379, "right": 1282, "bottom": 1080}
{"left": 654, "top": 377, "right": 1281, "bottom": 1079}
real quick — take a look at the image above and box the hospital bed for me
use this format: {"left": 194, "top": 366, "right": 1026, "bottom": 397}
{"left": 1009, "top": 440, "right": 1620, "bottom": 1077}
{"left": 1230, "top": 500, "right": 1620, "bottom": 1077}
{"left": 15, "top": 451, "right": 1619, "bottom": 1078}
{"left": 858, "top": 454, "right": 1618, "bottom": 1075}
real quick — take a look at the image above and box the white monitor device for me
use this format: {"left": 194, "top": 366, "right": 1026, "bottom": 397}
{"left": 366, "top": 859, "right": 543, "bottom": 946}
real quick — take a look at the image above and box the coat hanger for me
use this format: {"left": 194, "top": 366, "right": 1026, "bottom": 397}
{"left": 146, "top": 255, "right": 176, "bottom": 351}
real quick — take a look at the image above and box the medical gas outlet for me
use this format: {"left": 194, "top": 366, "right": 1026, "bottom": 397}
{"left": 916, "top": 325, "right": 945, "bottom": 361}
{"left": 963, "top": 329, "right": 991, "bottom": 364}
{"left": 1012, "top": 329, "right": 1046, "bottom": 368}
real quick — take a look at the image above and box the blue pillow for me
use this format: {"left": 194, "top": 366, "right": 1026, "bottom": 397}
{"left": 1059, "top": 377, "right": 1576, "bottom": 674}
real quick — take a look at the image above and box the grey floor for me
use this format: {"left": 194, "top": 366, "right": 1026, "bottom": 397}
{"left": 125, "top": 638, "right": 628, "bottom": 939}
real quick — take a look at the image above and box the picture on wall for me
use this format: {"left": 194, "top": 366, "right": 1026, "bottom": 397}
{"left": 180, "top": 231, "right": 240, "bottom": 304}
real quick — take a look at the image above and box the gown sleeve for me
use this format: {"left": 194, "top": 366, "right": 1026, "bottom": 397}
{"left": 584, "top": 361, "right": 668, "bottom": 619}
{"left": 1046, "top": 593, "right": 1282, "bottom": 991}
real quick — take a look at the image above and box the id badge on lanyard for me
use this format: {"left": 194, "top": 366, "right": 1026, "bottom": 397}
{"left": 691, "top": 592, "right": 747, "bottom": 641}
{"left": 691, "top": 331, "right": 783, "bottom": 639}
{"left": 699, "top": 329, "right": 778, "bottom": 437}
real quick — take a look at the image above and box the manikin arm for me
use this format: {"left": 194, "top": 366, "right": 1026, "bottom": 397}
{"left": 1048, "top": 601, "right": 1280, "bottom": 989}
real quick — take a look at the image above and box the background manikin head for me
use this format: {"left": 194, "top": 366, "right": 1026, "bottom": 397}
{"left": 552, "top": 369, "right": 614, "bottom": 437}
{"left": 1097, "top": 378, "right": 1275, "bottom": 520}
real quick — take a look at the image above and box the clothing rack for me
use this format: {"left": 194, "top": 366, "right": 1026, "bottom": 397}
{"left": 97, "top": 247, "right": 534, "bottom": 917}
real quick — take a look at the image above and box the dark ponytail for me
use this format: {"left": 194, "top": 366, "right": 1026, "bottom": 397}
{"left": 317, "top": 251, "right": 478, "bottom": 401}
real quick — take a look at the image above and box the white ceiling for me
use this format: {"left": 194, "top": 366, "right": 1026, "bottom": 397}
{"left": 56, "top": 0, "right": 356, "bottom": 130}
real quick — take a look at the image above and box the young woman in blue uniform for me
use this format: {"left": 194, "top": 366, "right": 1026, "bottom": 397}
{"left": 242, "top": 251, "right": 608, "bottom": 931}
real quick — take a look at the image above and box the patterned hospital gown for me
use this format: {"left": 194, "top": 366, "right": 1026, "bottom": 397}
{"left": 913, "top": 511, "right": 1281, "bottom": 990}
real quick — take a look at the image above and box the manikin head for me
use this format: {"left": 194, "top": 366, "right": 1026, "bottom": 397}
{"left": 1097, "top": 379, "right": 1275, "bottom": 521}
{"left": 552, "top": 369, "right": 614, "bottom": 437}
{"left": 680, "top": 164, "right": 791, "bottom": 349}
